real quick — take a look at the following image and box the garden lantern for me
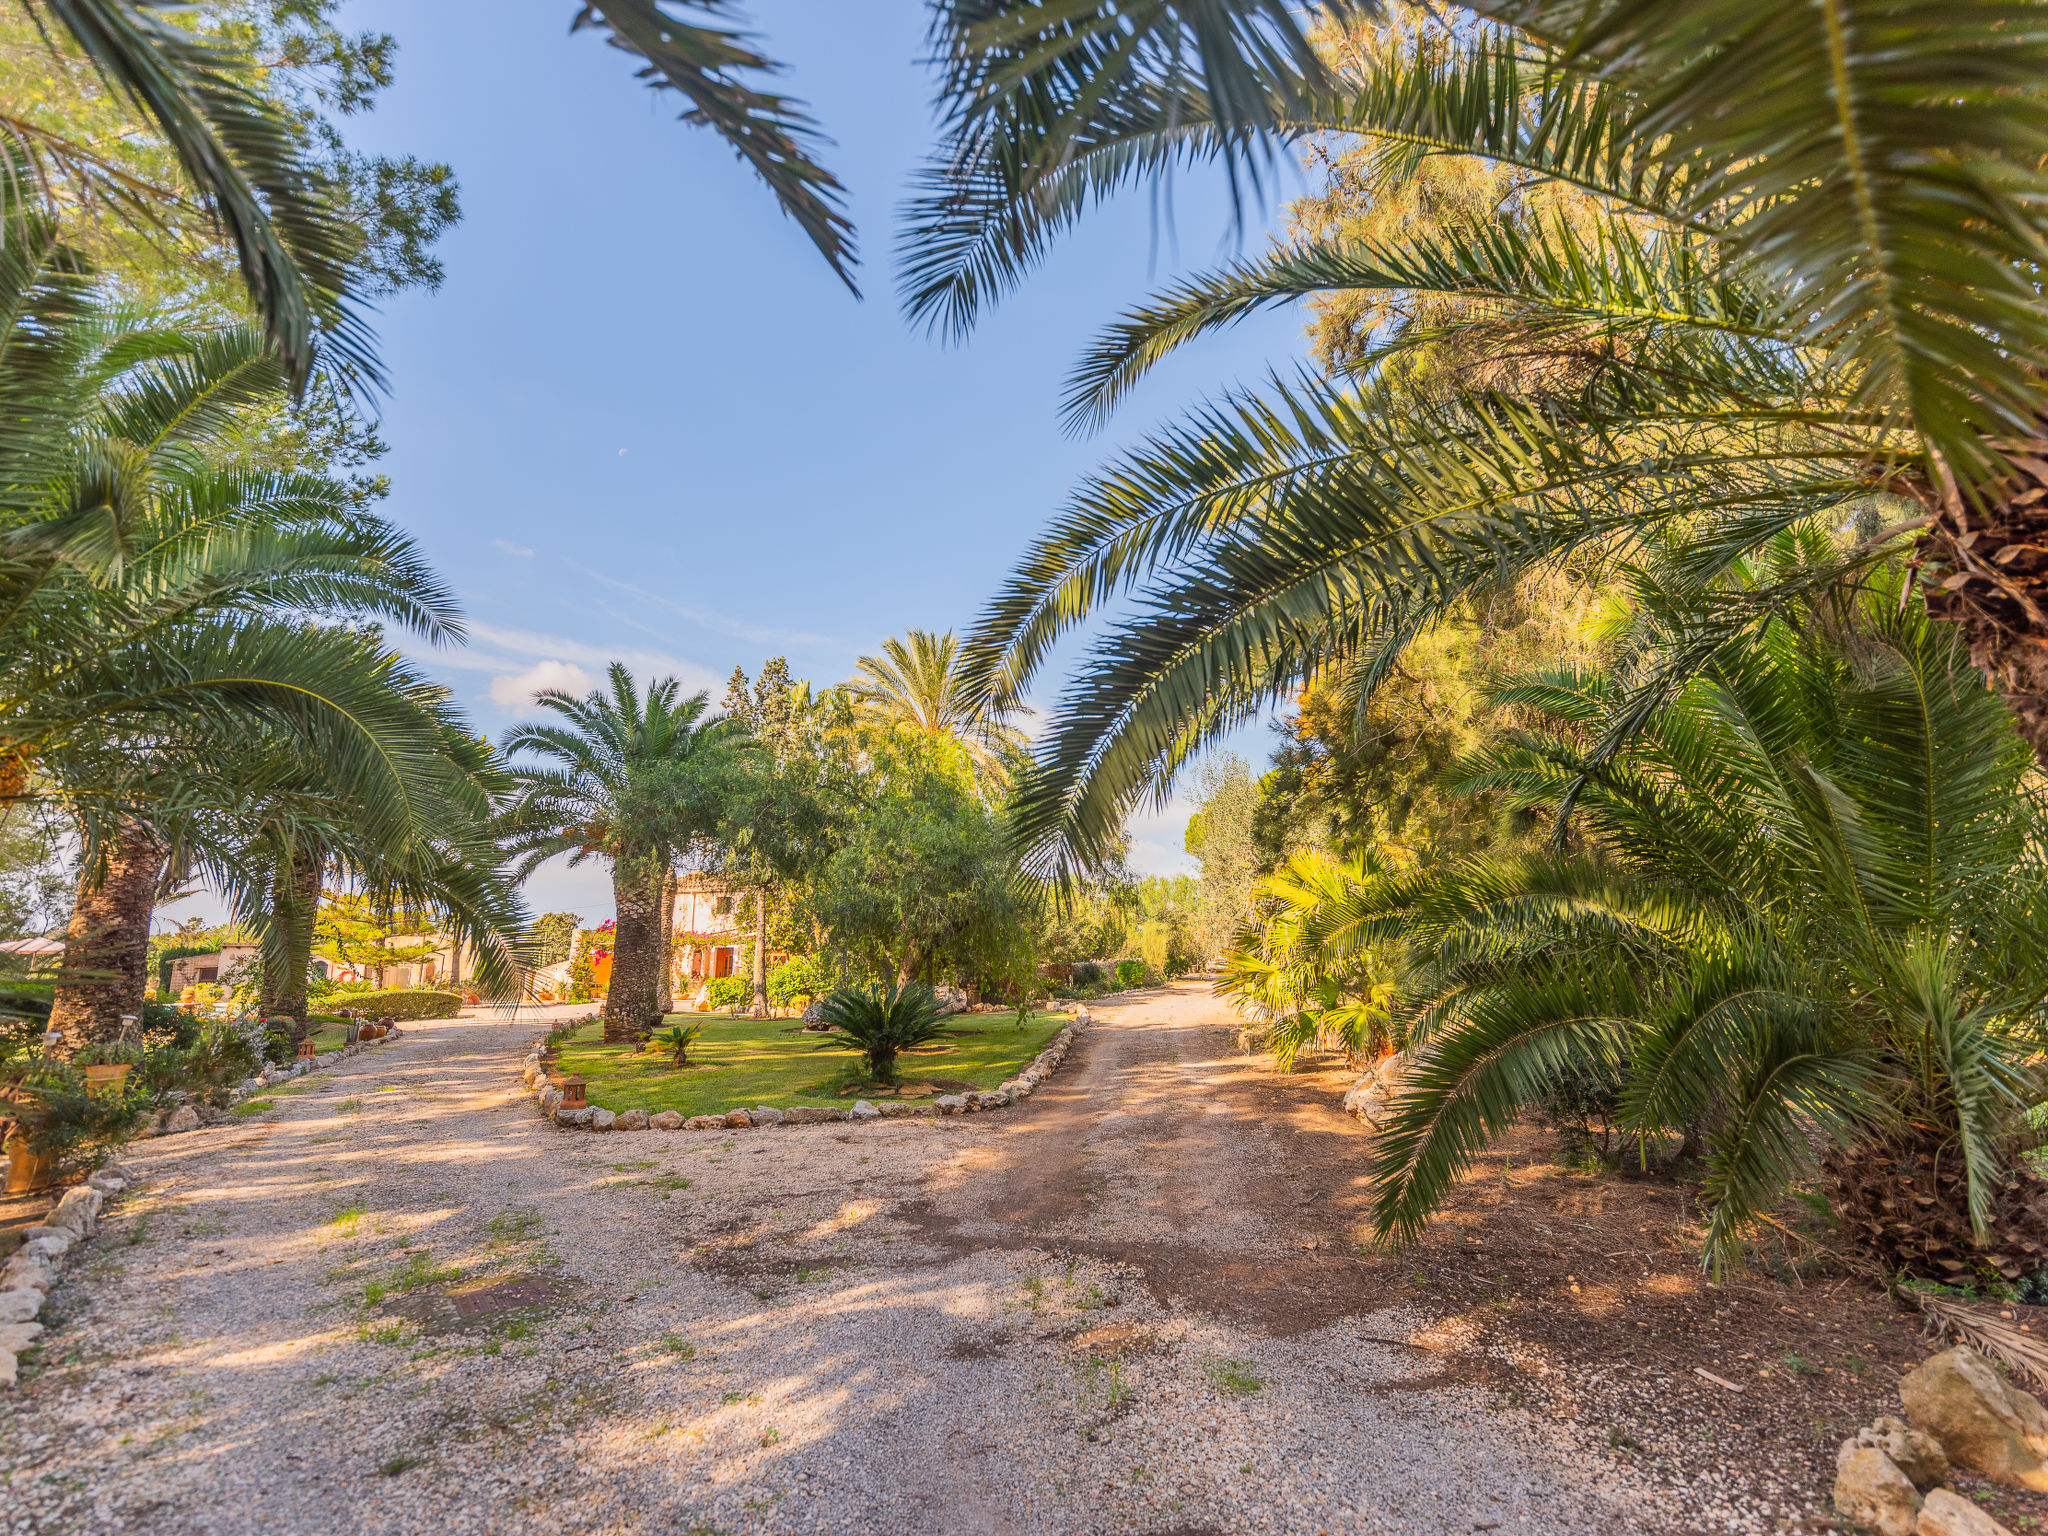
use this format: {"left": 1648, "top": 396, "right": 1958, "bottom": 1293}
{"left": 560, "top": 1076, "right": 586, "bottom": 1110}
{"left": 296, "top": 1036, "right": 317, "bottom": 1062}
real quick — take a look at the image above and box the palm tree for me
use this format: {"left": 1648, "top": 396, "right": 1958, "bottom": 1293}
{"left": 1217, "top": 847, "right": 1399, "bottom": 1071}
{"left": 2, "top": 0, "right": 856, "bottom": 389}
{"left": 891, "top": 5, "right": 2048, "bottom": 876}
{"left": 851, "top": 629, "right": 1024, "bottom": 786}
{"left": 1306, "top": 564, "right": 2048, "bottom": 1275}
{"left": 0, "top": 209, "right": 520, "bottom": 1048}
{"left": 500, "top": 665, "right": 743, "bottom": 1042}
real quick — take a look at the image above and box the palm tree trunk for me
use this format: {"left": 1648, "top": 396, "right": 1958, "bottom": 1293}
{"left": 655, "top": 870, "right": 677, "bottom": 1015}
{"left": 258, "top": 844, "right": 321, "bottom": 1027}
{"left": 1920, "top": 440, "right": 2048, "bottom": 758}
{"left": 602, "top": 855, "right": 665, "bottom": 1043}
{"left": 49, "top": 819, "right": 166, "bottom": 1055}
{"left": 751, "top": 889, "right": 770, "bottom": 1016}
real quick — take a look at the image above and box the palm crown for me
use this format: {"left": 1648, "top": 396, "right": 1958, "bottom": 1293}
{"left": 500, "top": 663, "right": 743, "bottom": 1037}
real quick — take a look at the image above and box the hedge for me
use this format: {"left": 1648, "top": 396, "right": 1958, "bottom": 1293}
{"left": 339, "top": 989, "right": 463, "bottom": 1022}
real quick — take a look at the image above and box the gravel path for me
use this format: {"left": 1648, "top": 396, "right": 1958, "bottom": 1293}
{"left": 0, "top": 983, "right": 1670, "bottom": 1535}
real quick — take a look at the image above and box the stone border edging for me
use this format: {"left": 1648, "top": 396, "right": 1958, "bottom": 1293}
{"left": 519, "top": 1008, "right": 1092, "bottom": 1133}
{"left": 136, "top": 1023, "right": 408, "bottom": 1138}
{"left": 0, "top": 1162, "right": 132, "bottom": 1387}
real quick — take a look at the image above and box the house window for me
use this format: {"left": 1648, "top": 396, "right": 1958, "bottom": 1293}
{"left": 422, "top": 959, "right": 436, "bottom": 984}
{"left": 713, "top": 948, "right": 734, "bottom": 978}
{"left": 713, "top": 895, "right": 732, "bottom": 915}
{"left": 197, "top": 967, "right": 218, "bottom": 983}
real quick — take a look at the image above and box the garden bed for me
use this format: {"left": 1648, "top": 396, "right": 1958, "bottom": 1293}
{"left": 549, "top": 1010, "right": 1070, "bottom": 1119}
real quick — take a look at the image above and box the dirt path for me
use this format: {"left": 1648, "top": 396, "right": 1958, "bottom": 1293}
{"left": 0, "top": 983, "right": 1660, "bottom": 1535}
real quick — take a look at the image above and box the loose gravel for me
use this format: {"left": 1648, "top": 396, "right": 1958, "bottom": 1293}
{"left": 0, "top": 985, "right": 1679, "bottom": 1535}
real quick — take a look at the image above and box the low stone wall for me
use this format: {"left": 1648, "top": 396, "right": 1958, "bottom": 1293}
{"left": 520, "top": 1010, "right": 1091, "bottom": 1133}
{"left": 0, "top": 1163, "right": 131, "bottom": 1387}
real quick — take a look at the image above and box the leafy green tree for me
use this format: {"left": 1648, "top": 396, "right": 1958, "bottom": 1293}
{"left": 531, "top": 912, "right": 580, "bottom": 970}
{"left": 312, "top": 891, "right": 437, "bottom": 986}
{"left": 719, "top": 661, "right": 853, "bottom": 1014}
{"left": 499, "top": 667, "right": 741, "bottom": 1042}
{"left": 803, "top": 735, "right": 1025, "bottom": 990}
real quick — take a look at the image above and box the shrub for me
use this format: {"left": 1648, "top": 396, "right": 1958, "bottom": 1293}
{"left": 141, "top": 999, "right": 205, "bottom": 1050}
{"left": 336, "top": 989, "right": 462, "bottom": 1022}
{"left": 767, "top": 954, "right": 833, "bottom": 1007}
{"left": 1114, "top": 960, "right": 1147, "bottom": 989}
{"left": 1070, "top": 960, "right": 1106, "bottom": 987}
{"left": 705, "top": 977, "right": 750, "bottom": 1011}
{"left": 2, "top": 1061, "right": 145, "bottom": 1168}
{"left": 814, "top": 983, "right": 947, "bottom": 1086}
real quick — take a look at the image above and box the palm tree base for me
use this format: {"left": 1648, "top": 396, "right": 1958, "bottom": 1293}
{"left": 1825, "top": 1133, "right": 2048, "bottom": 1287}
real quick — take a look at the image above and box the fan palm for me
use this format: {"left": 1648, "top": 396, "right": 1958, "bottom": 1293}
{"left": 1314, "top": 566, "right": 2048, "bottom": 1275}
{"left": 499, "top": 665, "right": 744, "bottom": 1042}
{"left": 851, "top": 629, "right": 1025, "bottom": 786}
{"left": 905, "top": 4, "right": 2048, "bottom": 877}
{"left": 1217, "top": 846, "right": 1399, "bottom": 1070}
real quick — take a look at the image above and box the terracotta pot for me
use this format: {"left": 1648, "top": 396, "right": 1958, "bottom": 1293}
{"left": 3, "top": 1131, "right": 53, "bottom": 1194}
{"left": 83, "top": 1063, "right": 132, "bottom": 1094}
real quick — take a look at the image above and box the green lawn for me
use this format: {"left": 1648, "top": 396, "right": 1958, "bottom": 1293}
{"left": 553, "top": 1010, "right": 1069, "bottom": 1117}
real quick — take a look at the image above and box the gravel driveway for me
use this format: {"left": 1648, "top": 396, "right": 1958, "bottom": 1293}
{"left": 0, "top": 983, "right": 1667, "bottom": 1535}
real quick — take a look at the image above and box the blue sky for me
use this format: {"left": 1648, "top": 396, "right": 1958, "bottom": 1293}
{"left": 329, "top": 0, "right": 1308, "bottom": 922}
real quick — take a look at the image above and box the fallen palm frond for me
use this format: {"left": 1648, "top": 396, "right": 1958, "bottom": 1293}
{"left": 1913, "top": 1292, "right": 2048, "bottom": 1395}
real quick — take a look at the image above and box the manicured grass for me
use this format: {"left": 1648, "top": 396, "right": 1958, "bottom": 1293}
{"left": 553, "top": 1010, "right": 1069, "bottom": 1117}
{"left": 307, "top": 1025, "right": 348, "bottom": 1053}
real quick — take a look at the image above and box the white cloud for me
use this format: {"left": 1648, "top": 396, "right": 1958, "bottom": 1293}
{"left": 391, "top": 620, "right": 727, "bottom": 718}
{"left": 490, "top": 538, "right": 535, "bottom": 557}
{"left": 569, "top": 564, "right": 834, "bottom": 650}
{"left": 464, "top": 622, "right": 724, "bottom": 693}
{"left": 488, "top": 660, "right": 595, "bottom": 707}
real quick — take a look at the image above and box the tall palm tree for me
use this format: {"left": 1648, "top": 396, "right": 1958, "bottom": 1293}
{"left": 893, "top": 4, "right": 2048, "bottom": 876}
{"left": 1306, "top": 562, "right": 2048, "bottom": 1275}
{"left": 851, "top": 629, "right": 1025, "bottom": 786}
{"left": 500, "top": 665, "right": 743, "bottom": 1042}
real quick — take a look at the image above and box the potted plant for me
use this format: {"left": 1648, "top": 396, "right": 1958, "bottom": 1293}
{"left": 2, "top": 1061, "right": 144, "bottom": 1192}
{"left": 74, "top": 1042, "right": 139, "bottom": 1094}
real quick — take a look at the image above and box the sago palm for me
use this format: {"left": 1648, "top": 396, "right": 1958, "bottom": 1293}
{"left": 499, "top": 665, "right": 744, "bottom": 1042}
{"left": 1316, "top": 567, "right": 2048, "bottom": 1276}
{"left": 897, "top": 3, "right": 2048, "bottom": 877}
